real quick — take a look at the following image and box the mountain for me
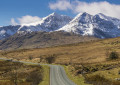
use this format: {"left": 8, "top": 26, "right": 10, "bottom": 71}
{"left": 0, "top": 31, "right": 97, "bottom": 50}
{"left": 0, "top": 25, "right": 21, "bottom": 40}
{"left": 58, "top": 12, "right": 120, "bottom": 38}
{"left": 0, "top": 13, "right": 72, "bottom": 40}
{"left": 1, "top": 12, "right": 120, "bottom": 40}
{"left": 97, "top": 13, "right": 120, "bottom": 26}
{"left": 18, "top": 12, "right": 72, "bottom": 32}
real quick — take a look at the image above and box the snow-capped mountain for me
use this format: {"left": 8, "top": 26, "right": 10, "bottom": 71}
{"left": 96, "top": 13, "right": 120, "bottom": 27}
{"left": 0, "top": 12, "right": 72, "bottom": 40}
{"left": 1, "top": 12, "right": 120, "bottom": 40}
{"left": 18, "top": 12, "right": 72, "bottom": 33}
{"left": 58, "top": 12, "right": 120, "bottom": 38}
{"left": 0, "top": 25, "right": 21, "bottom": 40}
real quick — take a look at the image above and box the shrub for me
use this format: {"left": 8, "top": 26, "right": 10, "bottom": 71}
{"left": 85, "top": 75, "right": 111, "bottom": 85}
{"left": 118, "top": 70, "right": 120, "bottom": 75}
{"left": 45, "top": 54, "right": 56, "bottom": 64}
{"left": 26, "top": 68, "right": 43, "bottom": 85}
{"left": 108, "top": 51, "right": 119, "bottom": 60}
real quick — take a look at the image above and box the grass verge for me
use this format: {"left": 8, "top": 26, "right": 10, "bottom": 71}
{"left": 39, "top": 65, "right": 50, "bottom": 85}
{"left": 64, "top": 65, "right": 91, "bottom": 85}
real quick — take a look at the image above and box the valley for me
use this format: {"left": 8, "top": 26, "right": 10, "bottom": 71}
{"left": 0, "top": 36, "right": 120, "bottom": 85}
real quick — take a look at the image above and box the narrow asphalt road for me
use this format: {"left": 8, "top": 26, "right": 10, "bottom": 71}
{"left": 0, "top": 58, "right": 76, "bottom": 85}
{"left": 50, "top": 65, "right": 76, "bottom": 85}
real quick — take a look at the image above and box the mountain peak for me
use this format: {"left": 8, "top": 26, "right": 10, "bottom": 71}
{"left": 97, "top": 13, "right": 105, "bottom": 16}
{"left": 43, "top": 12, "right": 61, "bottom": 20}
{"left": 51, "top": 12, "right": 58, "bottom": 15}
{"left": 75, "top": 12, "right": 91, "bottom": 18}
{"left": 70, "top": 12, "right": 93, "bottom": 23}
{"left": 49, "top": 12, "right": 60, "bottom": 17}
{"left": 81, "top": 12, "right": 90, "bottom": 16}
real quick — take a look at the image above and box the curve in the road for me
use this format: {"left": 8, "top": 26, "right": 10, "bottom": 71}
{"left": 0, "top": 58, "right": 76, "bottom": 85}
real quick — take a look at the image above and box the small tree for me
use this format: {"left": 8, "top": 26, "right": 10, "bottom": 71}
{"left": 108, "top": 51, "right": 119, "bottom": 60}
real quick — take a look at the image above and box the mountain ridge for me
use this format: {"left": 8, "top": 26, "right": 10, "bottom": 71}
{"left": 0, "top": 12, "right": 120, "bottom": 40}
{"left": 0, "top": 12, "right": 72, "bottom": 40}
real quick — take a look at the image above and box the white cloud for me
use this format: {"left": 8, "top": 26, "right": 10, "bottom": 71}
{"left": 49, "top": 0, "right": 120, "bottom": 19}
{"left": 49, "top": 0, "right": 72, "bottom": 10}
{"left": 11, "top": 18, "right": 18, "bottom": 25}
{"left": 11, "top": 15, "right": 41, "bottom": 25}
{"left": 18, "top": 15, "right": 41, "bottom": 25}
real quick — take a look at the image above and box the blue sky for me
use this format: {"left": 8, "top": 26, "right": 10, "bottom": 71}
{"left": 0, "top": 0, "right": 120, "bottom": 26}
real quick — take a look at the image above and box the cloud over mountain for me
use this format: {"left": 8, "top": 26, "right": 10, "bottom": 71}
{"left": 49, "top": 0, "right": 120, "bottom": 19}
{"left": 11, "top": 15, "right": 41, "bottom": 25}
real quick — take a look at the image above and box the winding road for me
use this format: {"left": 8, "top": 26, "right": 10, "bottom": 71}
{"left": 0, "top": 58, "right": 76, "bottom": 85}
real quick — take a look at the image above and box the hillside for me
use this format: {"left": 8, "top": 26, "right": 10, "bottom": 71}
{"left": 1, "top": 34, "right": 120, "bottom": 85}
{"left": 0, "top": 31, "right": 97, "bottom": 50}
{"left": 0, "top": 36, "right": 120, "bottom": 64}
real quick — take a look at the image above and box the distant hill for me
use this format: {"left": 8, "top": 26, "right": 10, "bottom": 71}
{"left": 0, "top": 31, "right": 97, "bottom": 50}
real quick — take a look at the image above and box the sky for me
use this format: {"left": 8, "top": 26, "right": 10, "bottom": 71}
{"left": 0, "top": 0, "right": 120, "bottom": 26}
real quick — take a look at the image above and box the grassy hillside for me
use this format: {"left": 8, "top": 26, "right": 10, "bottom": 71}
{"left": 0, "top": 36, "right": 120, "bottom": 64}
{"left": 0, "top": 31, "right": 97, "bottom": 50}
{"left": 1, "top": 36, "right": 120, "bottom": 85}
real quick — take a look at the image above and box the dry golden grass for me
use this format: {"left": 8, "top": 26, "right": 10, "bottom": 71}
{"left": 0, "top": 60, "right": 44, "bottom": 85}
{"left": 0, "top": 37, "right": 120, "bottom": 64}
{"left": 1, "top": 37, "right": 120, "bottom": 85}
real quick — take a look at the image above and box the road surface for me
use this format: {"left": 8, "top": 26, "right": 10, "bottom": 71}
{"left": 50, "top": 65, "right": 76, "bottom": 85}
{"left": 0, "top": 58, "right": 76, "bottom": 85}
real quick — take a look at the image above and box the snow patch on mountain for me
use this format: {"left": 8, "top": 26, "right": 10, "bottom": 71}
{"left": 83, "top": 24, "right": 93, "bottom": 35}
